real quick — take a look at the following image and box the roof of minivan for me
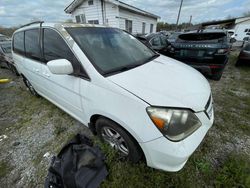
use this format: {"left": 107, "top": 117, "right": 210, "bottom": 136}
{"left": 15, "top": 22, "right": 111, "bottom": 33}
{"left": 14, "top": 22, "right": 114, "bottom": 49}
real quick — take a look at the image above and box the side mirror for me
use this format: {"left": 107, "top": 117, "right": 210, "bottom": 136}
{"left": 230, "top": 38, "right": 236, "bottom": 43}
{"left": 47, "top": 59, "right": 73, "bottom": 75}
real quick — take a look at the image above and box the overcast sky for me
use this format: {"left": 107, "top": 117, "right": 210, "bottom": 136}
{"left": 0, "top": 0, "right": 249, "bottom": 27}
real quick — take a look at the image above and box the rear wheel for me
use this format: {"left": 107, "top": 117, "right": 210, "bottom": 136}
{"left": 96, "top": 118, "right": 142, "bottom": 163}
{"left": 23, "top": 77, "right": 39, "bottom": 97}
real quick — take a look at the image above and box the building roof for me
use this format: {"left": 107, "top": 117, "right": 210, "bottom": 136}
{"left": 201, "top": 16, "right": 250, "bottom": 27}
{"left": 64, "top": 0, "right": 160, "bottom": 19}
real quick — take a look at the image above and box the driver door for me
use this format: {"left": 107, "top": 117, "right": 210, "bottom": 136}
{"left": 40, "top": 28, "right": 88, "bottom": 121}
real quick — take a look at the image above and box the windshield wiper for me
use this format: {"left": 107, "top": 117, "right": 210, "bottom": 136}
{"left": 104, "top": 54, "right": 160, "bottom": 77}
{"left": 144, "top": 53, "right": 160, "bottom": 63}
{"left": 104, "top": 63, "right": 143, "bottom": 76}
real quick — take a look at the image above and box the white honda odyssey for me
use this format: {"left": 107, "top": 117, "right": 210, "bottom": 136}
{"left": 12, "top": 22, "right": 214, "bottom": 172}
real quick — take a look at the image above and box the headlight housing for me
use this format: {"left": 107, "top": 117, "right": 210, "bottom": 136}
{"left": 146, "top": 107, "right": 202, "bottom": 141}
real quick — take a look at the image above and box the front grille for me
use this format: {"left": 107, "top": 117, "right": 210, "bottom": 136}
{"left": 205, "top": 95, "right": 213, "bottom": 119}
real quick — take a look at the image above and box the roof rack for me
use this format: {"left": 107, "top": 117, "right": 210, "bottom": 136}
{"left": 20, "top": 21, "right": 44, "bottom": 29}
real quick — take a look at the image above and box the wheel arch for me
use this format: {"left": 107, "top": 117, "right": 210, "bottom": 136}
{"left": 89, "top": 114, "right": 146, "bottom": 161}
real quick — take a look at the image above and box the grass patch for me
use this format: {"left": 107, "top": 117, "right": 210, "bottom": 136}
{"left": 215, "top": 154, "right": 250, "bottom": 187}
{"left": 0, "top": 161, "right": 12, "bottom": 179}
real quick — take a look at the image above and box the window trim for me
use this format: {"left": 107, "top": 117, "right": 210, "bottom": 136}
{"left": 41, "top": 26, "right": 90, "bottom": 80}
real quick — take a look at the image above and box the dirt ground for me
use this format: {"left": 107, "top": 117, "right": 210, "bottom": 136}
{"left": 0, "top": 52, "right": 250, "bottom": 187}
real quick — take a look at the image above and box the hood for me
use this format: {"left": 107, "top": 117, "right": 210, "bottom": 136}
{"left": 108, "top": 55, "right": 211, "bottom": 112}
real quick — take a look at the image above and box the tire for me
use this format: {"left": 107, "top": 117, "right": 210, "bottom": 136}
{"left": 96, "top": 118, "right": 142, "bottom": 163}
{"left": 23, "top": 77, "right": 39, "bottom": 97}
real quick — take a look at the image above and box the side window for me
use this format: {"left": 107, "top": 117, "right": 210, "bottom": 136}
{"left": 245, "top": 44, "right": 250, "bottom": 51}
{"left": 13, "top": 32, "right": 25, "bottom": 55}
{"left": 150, "top": 37, "right": 161, "bottom": 47}
{"left": 43, "top": 28, "right": 88, "bottom": 78}
{"left": 25, "top": 29, "right": 41, "bottom": 61}
{"left": 160, "top": 35, "right": 167, "bottom": 46}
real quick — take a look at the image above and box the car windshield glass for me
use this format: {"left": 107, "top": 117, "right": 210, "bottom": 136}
{"left": 169, "top": 33, "right": 180, "bottom": 39}
{"left": 1, "top": 43, "right": 11, "bottom": 53}
{"left": 66, "top": 27, "right": 156, "bottom": 75}
{"left": 178, "top": 33, "right": 226, "bottom": 43}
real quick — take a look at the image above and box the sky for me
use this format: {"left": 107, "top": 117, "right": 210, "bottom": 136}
{"left": 0, "top": 0, "right": 249, "bottom": 27}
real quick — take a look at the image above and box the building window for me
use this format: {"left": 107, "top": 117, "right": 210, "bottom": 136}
{"left": 88, "top": 20, "right": 99, "bottom": 24}
{"left": 125, "top": 20, "right": 133, "bottom": 33}
{"left": 142, "top": 22, "right": 146, "bottom": 34}
{"left": 75, "top": 14, "right": 86, "bottom": 23}
{"left": 150, "top": 24, "right": 154, "bottom": 33}
{"left": 88, "top": 0, "right": 94, "bottom": 5}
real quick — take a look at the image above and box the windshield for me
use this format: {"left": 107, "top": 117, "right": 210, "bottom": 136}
{"left": 66, "top": 27, "right": 156, "bottom": 75}
{"left": 178, "top": 32, "right": 227, "bottom": 43}
{"left": 169, "top": 33, "right": 181, "bottom": 39}
{"left": 1, "top": 43, "right": 11, "bottom": 53}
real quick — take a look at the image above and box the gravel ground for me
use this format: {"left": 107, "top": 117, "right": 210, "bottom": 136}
{"left": 0, "top": 52, "right": 249, "bottom": 187}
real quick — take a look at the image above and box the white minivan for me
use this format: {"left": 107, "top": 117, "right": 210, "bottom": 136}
{"left": 12, "top": 22, "right": 214, "bottom": 172}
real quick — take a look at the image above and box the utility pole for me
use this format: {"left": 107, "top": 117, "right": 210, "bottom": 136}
{"left": 189, "top": 15, "right": 192, "bottom": 27}
{"left": 176, "top": 0, "right": 184, "bottom": 31}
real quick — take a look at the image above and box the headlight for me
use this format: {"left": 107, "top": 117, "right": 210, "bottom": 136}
{"left": 146, "top": 107, "right": 202, "bottom": 141}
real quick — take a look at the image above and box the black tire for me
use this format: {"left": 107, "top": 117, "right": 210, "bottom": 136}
{"left": 23, "top": 77, "right": 39, "bottom": 97}
{"left": 96, "top": 118, "right": 142, "bottom": 163}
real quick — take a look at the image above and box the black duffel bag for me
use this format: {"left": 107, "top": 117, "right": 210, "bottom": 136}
{"left": 45, "top": 134, "right": 108, "bottom": 188}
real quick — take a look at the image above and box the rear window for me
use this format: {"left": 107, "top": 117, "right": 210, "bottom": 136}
{"left": 178, "top": 33, "right": 226, "bottom": 43}
{"left": 13, "top": 32, "right": 25, "bottom": 54}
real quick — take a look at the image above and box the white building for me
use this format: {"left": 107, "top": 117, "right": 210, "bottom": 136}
{"left": 202, "top": 16, "right": 250, "bottom": 41}
{"left": 65, "top": 0, "right": 160, "bottom": 34}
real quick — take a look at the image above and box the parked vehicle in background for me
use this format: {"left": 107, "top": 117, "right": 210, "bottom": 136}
{"left": 231, "top": 25, "right": 250, "bottom": 41}
{"left": 0, "top": 41, "right": 19, "bottom": 75}
{"left": 136, "top": 33, "right": 170, "bottom": 55}
{"left": 0, "top": 34, "right": 11, "bottom": 42}
{"left": 167, "top": 32, "right": 183, "bottom": 45}
{"left": 169, "top": 30, "right": 231, "bottom": 80}
{"left": 236, "top": 43, "right": 250, "bottom": 66}
{"left": 12, "top": 22, "right": 214, "bottom": 172}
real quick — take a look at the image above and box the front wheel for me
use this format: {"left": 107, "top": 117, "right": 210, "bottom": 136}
{"left": 96, "top": 118, "right": 142, "bottom": 163}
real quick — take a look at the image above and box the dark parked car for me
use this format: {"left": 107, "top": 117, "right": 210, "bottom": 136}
{"left": 236, "top": 43, "right": 250, "bottom": 66}
{"left": 136, "top": 33, "right": 170, "bottom": 55}
{"left": 0, "top": 41, "right": 19, "bottom": 75}
{"left": 0, "top": 34, "right": 10, "bottom": 42}
{"left": 167, "top": 32, "right": 183, "bottom": 45}
{"left": 169, "top": 31, "right": 231, "bottom": 80}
